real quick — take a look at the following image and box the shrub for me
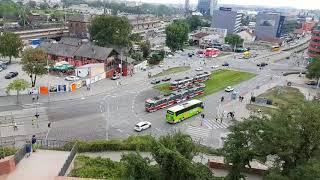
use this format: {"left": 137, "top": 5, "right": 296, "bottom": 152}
{"left": 0, "top": 147, "right": 18, "bottom": 158}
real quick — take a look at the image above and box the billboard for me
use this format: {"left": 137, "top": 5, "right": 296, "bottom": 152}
{"left": 276, "top": 16, "right": 286, "bottom": 38}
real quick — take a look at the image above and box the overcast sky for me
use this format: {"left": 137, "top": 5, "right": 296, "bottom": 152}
{"left": 128, "top": 0, "right": 320, "bottom": 10}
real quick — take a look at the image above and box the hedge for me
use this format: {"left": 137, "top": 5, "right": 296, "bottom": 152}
{"left": 0, "top": 147, "right": 18, "bottom": 159}
{"left": 62, "top": 135, "right": 156, "bottom": 153}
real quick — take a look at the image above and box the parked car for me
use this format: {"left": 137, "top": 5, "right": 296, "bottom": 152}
{"left": 222, "top": 62, "right": 229, "bottom": 67}
{"left": 65, "top": 76, "right": 80, "bottom": 81}
{"left": 257, "top": 62, "right": 268, "bottom": 67}
{"left": 5, "top": 71, "right": 18, "bottom": 79}
{"left": 162, "top": 77, "right": 171, "bottom": 82}
{"left": 306, "top": 80, "right": 317, "bottom": 85}
{"left": 195, "top": 67, "right": 203, "bottom": 71}
{"left": 134, "top": 121, "right": 151, "bottom": 132}
{"left": 151, "top": 79, "right": 161, "bottom": 84}
{"left": 0, "top": 64, "right": 7, "bottom": 70}
{"left": 225, "top": 86, "right": 234, "bottom": 92}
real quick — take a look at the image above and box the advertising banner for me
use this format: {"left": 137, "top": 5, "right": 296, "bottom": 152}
{"left": 276, "top": 16, "right": 286, "bottom": 38}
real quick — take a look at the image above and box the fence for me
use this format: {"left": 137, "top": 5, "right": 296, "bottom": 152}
{"left": 36, "top": 139, "right": 70, "bottom": 150}
{"left": 13, "top": 144, "right": 26, "bottom": 165}
{"left": 58, "top": 143, "right": 78, "bottom": 176}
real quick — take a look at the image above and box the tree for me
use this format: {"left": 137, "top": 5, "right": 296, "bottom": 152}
{"left": 90, "top": 15, "right": 132, "bottom": 47}
{"left": 140, "top": 40, "right": 151, "bottom": 58}
{"left": 223, "top": 101, "right": 320, "bottom": 178}
{"left": 20, "top": 48, "right": 51, "bottom": 87}
{"left": 165, "top": 20, "right": 189, "bottom": 52}
{"left": 6, "top": 79, "right": 29, "bottom": 104}
{"left": 186, "top": 15, "right": 202, "bottom": 32}
{"left": 0, "top": 32, "right": 23, "bottom": 64}
{"left": 306, "top": 57, "right": 320, "bottom": 86}
{"left": 224, "top": 34, "right": 244, "bottom": 51}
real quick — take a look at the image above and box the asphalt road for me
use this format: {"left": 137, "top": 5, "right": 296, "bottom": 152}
{"left": 39, "top": 45, "right": 308, "bottom": 142}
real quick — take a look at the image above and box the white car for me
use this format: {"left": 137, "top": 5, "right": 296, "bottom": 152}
{"left": 211, "top": 65, "right": 219, "bottom": 69}
{"left": 134, "top": 121, "right": 152, "bottom": 132}
{"left": 225, "top": 86, "right": 234, "bottom": 92}
{"left": 65, "top": 76, "right": 80, "bottom": 81}
{"left": 195, "top": 67, "right": 203, "bottom": 71}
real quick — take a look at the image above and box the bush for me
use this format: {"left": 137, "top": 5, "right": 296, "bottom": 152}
{"left": 0, "top": 147, "right": 18, "bottom": 158}
{"left": 74, "top": 135, "right": 156, "bottom": 153}
{"left": 131, "top": 52, "right": 143, "bottom": 61}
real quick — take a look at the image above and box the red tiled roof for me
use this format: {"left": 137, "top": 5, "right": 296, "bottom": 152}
{"left": 193, "top": 32, "right": 209, "bottom": 38}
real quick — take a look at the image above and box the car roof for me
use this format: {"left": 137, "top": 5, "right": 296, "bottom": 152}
{"left": 136, "top": 121, "right": 149, "bottom": 126}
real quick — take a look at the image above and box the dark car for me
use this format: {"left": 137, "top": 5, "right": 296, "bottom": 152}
{"left": 222, "top": 62, "right": 229, "bottom": 66}
{"left": 162, "top": 77, "right": 171, "bottom": 82}
{"left": 306, "top": 80, "right": 317, "bottom": 85}
{"left": 5, "top": 71, "right": 18, "bottom": 79}
{"left": 257, "top": 62, "right": 268, "bottom": 67}
{"left": 151, "top": 79, "right": 161, "bottom": 84}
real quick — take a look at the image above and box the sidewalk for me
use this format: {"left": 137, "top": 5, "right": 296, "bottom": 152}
{"left": 0, "top": 70, "right": 148, "bottom": 107}
{"left": 6, "top": 150, "right": 69, "bottom": 180}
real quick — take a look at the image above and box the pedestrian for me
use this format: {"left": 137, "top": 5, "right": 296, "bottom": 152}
{"left": 215, "top": 117, "right": 218, "bottom": 122}
{"left": 26, "top": 140, "right": 32, "bottom": 157}
{"left": 221, "top": 96, "right": 224, "bottom": 102}
{"left": 13, "top": 122, "right": 18, "bottom": 131}
{"left": 241, "top": 96, "right": 244, "bottom": 102}
{"left": 31, "top": 135, "right": 37, "bottom": 152}
{"left": 32, "top": 95, "right": 35, "bottom": 102}
{"left": 36, "top": 95, "right": 39, "bottom": 102}
{"left": 239, "top": 95, "right": 242, "bottom": 102}
{"left": 48, "top": 122, "right": 51, "bottom": 128}
{"left": 201, "top": 113, "right": 205, "bottom": 119}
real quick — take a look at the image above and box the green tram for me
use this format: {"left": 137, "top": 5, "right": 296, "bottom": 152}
{"left": 166, "top": 99, "right": 204, "bottom": 124}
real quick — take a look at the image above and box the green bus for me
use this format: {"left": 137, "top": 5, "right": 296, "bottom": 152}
{"left": 166, "top": 99, "right": 204, "bottom": 124}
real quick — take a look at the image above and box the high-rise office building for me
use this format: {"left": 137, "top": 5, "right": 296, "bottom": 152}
{"left": 212, "top": 7, "right": 242, "bottom": 34}
{"left": 198, "top": 0, "right": 217, "bottom": 16}
{"left": 255, "top": 13, "right": 286, "bottom": 42}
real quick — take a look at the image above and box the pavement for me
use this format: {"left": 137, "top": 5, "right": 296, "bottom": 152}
{"left": 5, "top": 150, "right": 69, "bottom": 180}
{"left": 0, "top": 36, "right": 313, "bottom": 148}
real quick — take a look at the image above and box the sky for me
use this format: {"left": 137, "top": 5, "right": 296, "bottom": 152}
{"left": 128, "top": 0, "right": 320, "bottom": 10}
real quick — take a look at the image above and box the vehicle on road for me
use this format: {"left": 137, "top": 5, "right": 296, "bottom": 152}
{"left": 257, "top": 62, "right": 268, "bottom": 67}
{"left": 222, "top": 62, "right": 229, "bottom": 67}
{"left": 271, "top": 46, "right": 280, "bottom": 52}
{"left": 159, "top": 64, "right": 164, "bottom": 68}
{"left": 195, "top": 67, "right": 203, "bottom": 71}
{"left": 5, "top": 71, "right": 18, "bottom": 79}
{"left": 166, "top": 99, "right": 204, "bottom": 124}
{"left": 151, "top": 79, "right": 161, "bottom": 84}
{"left": 193, "top": 72, "right": 211, "bottom": 83}
{"left": 134, "top": 121, "right": 151, "bottom": 132}
{"left": 111, "top": 74, "right": 120, "bottom": 80}
{"left": 65, "top": 76, "right": 80, "bottom": 81}
{"left": 211, "top": 65, "right": 219, "bottom": 69}
{"left": 0, "top": 63, "right": 7, "bottom": 70}
{"left": 306, "top": 80, "right": 317, "bottom": 85}
{"left": 145, "top": 84, "right": 205, "bottom": 112}
{"left": 162, "top": 77, "right": 171, "bottom": 82}
{"left": 170, "top": 72, "right": 211, "bottom": 90}
{"left": 225, "top": 86, "right": 234, "bottom": 92}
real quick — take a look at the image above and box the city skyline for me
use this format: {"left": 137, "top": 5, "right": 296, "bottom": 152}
{"left": 126, "top": 0, "right": 320, "bottom": 10}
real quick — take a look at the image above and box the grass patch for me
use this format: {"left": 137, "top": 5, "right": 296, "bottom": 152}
{"left": 153, "top": 83, "right": 171, "bottom": 94}
{"left": 246, "top": 86, "right": 305, "bottom": 115}
{"left": 151, "top": 66, "right": 191, "bottom": 78}
{"left": 202, "top": 69, "right": 256, "bottom": 97}
{"left": 153, "top": 69, "right": 256, "bottom": 97}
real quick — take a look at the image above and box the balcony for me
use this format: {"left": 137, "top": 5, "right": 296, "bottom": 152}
{"left": 308, "top": 46, "right": 320, "bottom": 53}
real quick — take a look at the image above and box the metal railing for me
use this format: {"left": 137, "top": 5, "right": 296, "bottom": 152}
{"left": 36, "top": 139, "right": 70, "bottom": 150}
{"left": 58, "top": 143, "right": 78, "bottom": 176}
{"left": 13, "top": 144, "right": 26, "bottom": 165}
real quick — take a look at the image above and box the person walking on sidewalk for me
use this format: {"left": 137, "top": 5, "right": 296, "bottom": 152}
{"left": 31, "top": 135, "right": 37, "bottom": 152}
{"left": 221, "top": 96, "right": 224, "bottom": 102}
{"left": 26, "top": 140, "right": 32, "bottom": 157}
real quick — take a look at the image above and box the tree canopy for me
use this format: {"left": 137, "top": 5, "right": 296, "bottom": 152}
{"left": 0, "top": 32, "right": 23, "bottom": 63}
{"left": 140, "top": 40, "right": 151, "bottom": 58}
{"left": 165, "top": 20, "right": 189, "bottom": 52}
{"left": 222, "top": 101, "right": 320, "bottom": 179}
{"left": 224, "top": 34, "right": 244, "bottom": 49}
{"left": 20, "top": 48, "right": 51, "bottom": 87}
{"left": 307, "top": 57, "right": 320, "bottom": 83}
{"left": 90, "top": 15, "right": 132, "bottom": 47}
{"left": 6, "top": 79, "right": 29, "bottom": 104}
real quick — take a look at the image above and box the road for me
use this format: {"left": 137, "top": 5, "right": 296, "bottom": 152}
{"left": 0, "top": 42, "right": 310, "bottom": 146}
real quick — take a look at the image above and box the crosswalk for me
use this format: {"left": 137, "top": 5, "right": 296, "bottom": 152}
{"left": 202, "top": 119, "right": 229, "bottom": 129}
{"left": 185, "top": 126, "right": 211, "bottom": 145}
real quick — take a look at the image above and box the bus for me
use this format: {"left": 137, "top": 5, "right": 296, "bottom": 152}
{"left": 271, "top": 46, "right": 280, "bottom": 52}
{"left": 166, "top": 99, "right": 204, "bottom": 124}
